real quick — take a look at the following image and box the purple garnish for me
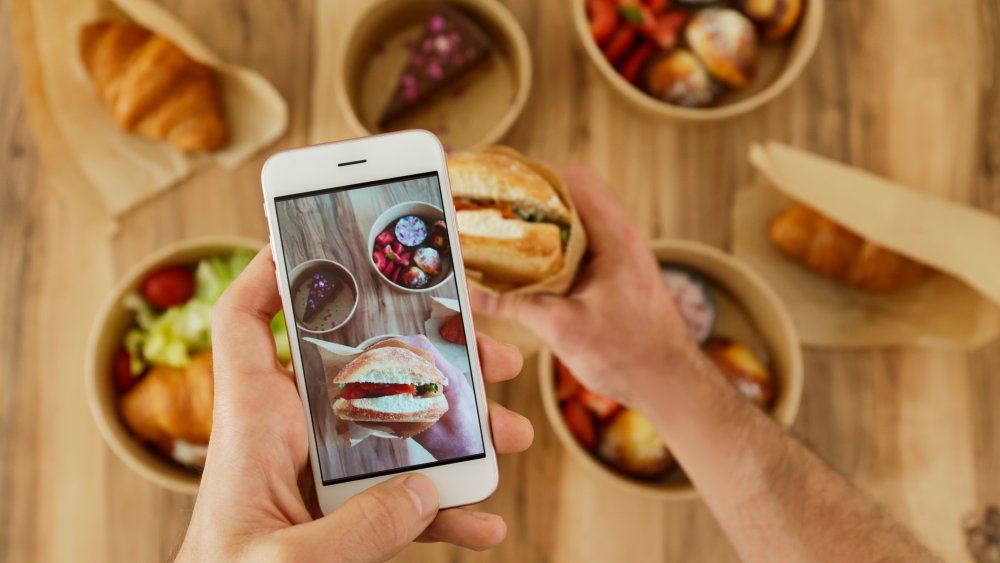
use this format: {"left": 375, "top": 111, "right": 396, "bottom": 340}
{"left": 428, "top": 14, "right": 445, "bottom": 32}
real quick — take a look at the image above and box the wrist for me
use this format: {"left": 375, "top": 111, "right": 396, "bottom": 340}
{"left": 630, "top": 343, "right": 715, "bottom": 426}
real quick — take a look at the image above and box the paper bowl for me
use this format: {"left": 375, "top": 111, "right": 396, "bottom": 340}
{"left": 85, "top": 237, "right": 264, "bottom": 495}
{"left": 571, "top": 0, "right": 824, "bottom": 121}
{"left": 368, "top": 201, "right": 455, "bottom": 293}
{"left": 335, "top": 0, "right": 532, "bottom": 151}
{"left": 288, "top": 259, "right": 360, "bottom": 335}
{"left": 538, "top": 238, "right": 803, "bottom": 500}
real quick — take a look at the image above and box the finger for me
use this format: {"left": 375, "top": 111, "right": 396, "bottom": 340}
{"left": 283, "top": 474, "right": 438, "bottom": 562}
{"left": 469, "top": 285, "right": 568, "bottom": 333}
{"left": 489, "top": 400, "right": 534, "bottom": 454}
{"left": 416, "top": 509, "right": 507, "bottom": 550}
{"left": 555, "top": 165, "right": 631, "bottom": 254}
{"left": 211, "top": 248, "right": 282, "bottom": 379}
{"left": 475, "top": 332, "right": 523, "bottom": 382}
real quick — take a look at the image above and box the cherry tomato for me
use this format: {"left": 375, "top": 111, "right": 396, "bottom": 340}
{"left": 141, "top": 266, "right": 195, "bottom": 309}
{"left": 114, "top": 348, "right": 138, "bottom": 392}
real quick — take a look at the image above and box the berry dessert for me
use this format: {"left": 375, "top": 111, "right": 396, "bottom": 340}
{"left": 300, "top": 271, "right": 344, "bottom": 323}
{"left": 373, "top": 212, "right": 452, "bottom": 290}
{"left": 292, "top": 262, "right": 356, "bottom": 332}
{"left": 379, "top": 5, "right": 493, "bottom": 126}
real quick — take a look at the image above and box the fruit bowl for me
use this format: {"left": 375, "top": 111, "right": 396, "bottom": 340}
{"left": 538, "top": 238, "right": 803, "bottom": 499}
{"left": 368, "top": 201, "right": 455, "bottom": 293}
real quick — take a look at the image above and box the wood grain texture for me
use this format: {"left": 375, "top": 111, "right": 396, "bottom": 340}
{"left": 2, "top": 0, "right": 999, "bottom": 562}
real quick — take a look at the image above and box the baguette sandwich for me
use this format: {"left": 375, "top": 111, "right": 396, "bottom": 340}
{"left": 332, "top": 340, "right": 448, "bottom": 439}
{"left": 448, "top": 151, "right": 572, "bottom": 286}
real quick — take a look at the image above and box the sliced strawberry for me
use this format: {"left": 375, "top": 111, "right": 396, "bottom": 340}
{"left": 376, "top": 229, "right": 394, "bottom": 247}
{"left": 643, "top": 0, "right": 671, "bottom": 14}
{"left": 602, "top": 26, "right": 637, "bottom": 65}
{"left": 641, "top": 10, "right": 687, "bottom": 48}
{"left": 618, "top": 41, "right": 656, "bottom": 83}
{"left": 392, "top": 241, "right": 404, "bottom": 254}
{"left": 397, "top": 251, "right": 412, "bottom": 267}
{"left": 588, "top": 0, "right": 619, "bottom": 46}
{"left": 383, "top": 263, "right": 397, "bottom": 279}
{"left": 373, "top": 248, "right": 387, "bottom": 270}
{"left": 562, "top": 400, "right": 597, "bottom": 449}
{"left": 580, "top": 389, "right": 621, "bottom": 421}
{"left": 556, "top": 360, "right": 582, "bottom": 401}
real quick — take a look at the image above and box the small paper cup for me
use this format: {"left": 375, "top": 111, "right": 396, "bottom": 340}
{"left": 538, "top": 238, "right": 803, "bottom": 500}
{"left": 85, "top": 237, "right": 264, "bottom": 495}
{"left": 369, "top": 201, "right": 455, "bottom": 293}
{"left": 572, "top": 0, "right": 824, "bottom": 121}
{"left": 288, "top": 259, "right": 360, "bottom": 334}
{"left": 335, "top": 0, "right": 532, "bottom": 151}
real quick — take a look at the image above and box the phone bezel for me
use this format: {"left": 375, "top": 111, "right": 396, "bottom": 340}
{"left": 261, "top": 130, "right": 498, "bottom": 514}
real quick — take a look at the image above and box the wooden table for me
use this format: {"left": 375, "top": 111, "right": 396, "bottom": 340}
{"left": 2, "top": 0, "right": 998, "bottom": 562}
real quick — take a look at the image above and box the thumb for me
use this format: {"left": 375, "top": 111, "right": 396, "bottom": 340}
{"left": 284, "top": 474, "right": 439, "bottom": 562}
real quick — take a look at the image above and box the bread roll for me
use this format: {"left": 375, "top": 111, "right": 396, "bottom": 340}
{"left": 457, "top": 209, "right": 565, "bottom": 285}
{"left": 449, "top": 152, "right": 571, "bottom": 224}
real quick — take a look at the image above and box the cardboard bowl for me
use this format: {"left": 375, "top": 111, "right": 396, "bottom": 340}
{"left": 538, "top": 238, "right": 803, "bottom": 500}
{"left": 85, "top": 237, "right": 264, "bottom": 495}
{"left": 571, "top": 0, "right": 824, "bottom": 121}
{"left": 335, "top": 0, "right": 532, "bottom": 151}
{"left": 288, "top": 259, "right": 361, "bottom": 334}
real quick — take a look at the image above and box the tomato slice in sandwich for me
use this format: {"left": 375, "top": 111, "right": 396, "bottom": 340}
{"left": 340, "top": 383, "right": 416, "bottom": 400}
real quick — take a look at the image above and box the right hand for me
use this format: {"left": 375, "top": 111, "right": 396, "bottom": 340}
{"left": 470, "top": 166, "right": 703, "bottom": 409}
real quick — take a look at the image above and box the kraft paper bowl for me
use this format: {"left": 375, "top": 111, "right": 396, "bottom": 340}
{"left": 572, "top": 0, "right": 824, "bottom": 121}
{"left": 539, "top": 238, "right": 803, "bottom": 500}
{"left": 335, "top": 0, "right": 532, "bottom": 151}
{"left": 85, "top": 237, "right": 264, "bottom": 495}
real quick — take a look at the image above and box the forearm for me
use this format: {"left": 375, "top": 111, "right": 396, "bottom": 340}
{"left": 638, "top": 351, "right": 936, "bottom": 563}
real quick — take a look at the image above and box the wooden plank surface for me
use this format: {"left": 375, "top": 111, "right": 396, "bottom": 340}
{"left": 2, "top": 0, "right": 999, "bottom": 562}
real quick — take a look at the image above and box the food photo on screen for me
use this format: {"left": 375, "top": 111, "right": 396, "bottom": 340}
{"left": 273, "top": 171, "right": 485, "bottom": 484}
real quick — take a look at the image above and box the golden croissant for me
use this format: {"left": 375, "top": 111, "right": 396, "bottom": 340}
{"left": 120, "top": 350, "right": 214, "bottom": 453}
{"left": 769, "top": 205, "right": 932, "bottom": 292}
{"left": 79, "top": 21, "right": 226, "bottom": 152}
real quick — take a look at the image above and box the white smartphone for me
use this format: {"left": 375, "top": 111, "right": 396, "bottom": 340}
{"left": 261, "top": 130, "right": 497, "bottom": 514}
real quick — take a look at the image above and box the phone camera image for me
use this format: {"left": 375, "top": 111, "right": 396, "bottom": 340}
{"left": 274, "top": 172, "right": 485, "bottom": 485}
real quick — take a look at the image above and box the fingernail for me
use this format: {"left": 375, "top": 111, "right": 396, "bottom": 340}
{"left": 403, "top": 474, "right": 439, "bottom": 519}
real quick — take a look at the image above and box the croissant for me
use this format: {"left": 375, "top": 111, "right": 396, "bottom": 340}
{"left": 120, "top": 350, "right": 214, "bottom": 454}
{"left": 769, "top": 205, "right": 932, "bottom": 292}
{"left": 79, "top": 21, "right": 226, "bottom": 152}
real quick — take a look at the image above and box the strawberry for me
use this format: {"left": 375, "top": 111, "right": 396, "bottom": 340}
{"left": 588, "top": 0, "right": 619, "bottom": 46}
{"left": 618, "top": 40, "right": 656, "bottom": 83}
{"left": 376, "top": 229, "right": 394, "bottom": 247}
{"left": 141, "top": 266, "right": 195, "bottom": 309}
{"left": 556, "top": 360, "right": 582, "bottom": 401}
{"left": 643, "top": 0, "right": 671, "bottom": 14}
{"left": 641, "top": 10, "right": 687, "bottom": 49}
{"left": 580, "top": 389, "right": 621, "bottom": 421}
{"left": 439, "top": 314, "right": 467, "bottom": 345}
{"left": 562, "top": 399, "right": 597, "bottom": 449}
{"left": 602, "top": 26, "right": 637, "bottom": 65}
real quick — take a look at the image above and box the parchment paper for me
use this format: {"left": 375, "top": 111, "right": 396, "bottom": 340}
{"left": 33, "top": 0, "right": 287, "bottom": 215}
{"left": 460, "top": 146, "right": 588, "bottom": 295}
{"left": 733, "top": 142, "right": 1000, "bottom": 349}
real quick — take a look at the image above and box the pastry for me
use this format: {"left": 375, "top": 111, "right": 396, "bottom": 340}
{"left": 736, "top": 0, "right": 804, "bottom": 41}
{"left": 79, "top": 21, "right": 226, "bottom": 152}
{"left": 645, "top": 49, "right": 722, "bottom": 108}
{"left": 769, "top": 205, "right": 933, "bottom": 292}
{"left": 598, "top": 410, "right": 674, "bottom": 479}
{"left": 120, "top": 350, "right": 214, "bottom": 454}
{"left": 379, "top": 6, "right": 492, "bottom": 126}
{"left": 704, "top": 338, "right": 776, "bottom": 408}
{"left": 685, "top": 8, "right": 758, "bottom": 88}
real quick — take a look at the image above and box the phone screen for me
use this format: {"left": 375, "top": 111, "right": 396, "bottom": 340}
{"left": 274, "top": 172, "right": 486, "bottom": 485}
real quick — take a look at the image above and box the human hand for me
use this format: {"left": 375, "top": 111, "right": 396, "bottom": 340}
{"left": 176, "top": 249, "right": 533, "bottom": 562}
{"left": 470, "top": 166, "right": 703, "bottom": 409}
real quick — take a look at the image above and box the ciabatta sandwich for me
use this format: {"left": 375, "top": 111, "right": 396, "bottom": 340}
{"left": 448, "top": 151, "right": 572, "bottom": 286}
{"left": 332, "top": 340, "right": 448, "bottom": 439}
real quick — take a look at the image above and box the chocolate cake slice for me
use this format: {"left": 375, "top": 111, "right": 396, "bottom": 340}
{"left": 300, "top": 270, "right": 342, "bottom": 323}
{"left": 379, "top": 5, "right": 493, "bottom": 126}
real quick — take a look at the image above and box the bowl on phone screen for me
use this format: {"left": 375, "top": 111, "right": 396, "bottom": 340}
{"left": 368, "top": 201, "right": 455, "bottom": 293}
{"left": 288, "top": 259, "right": 360, "bottom": 335}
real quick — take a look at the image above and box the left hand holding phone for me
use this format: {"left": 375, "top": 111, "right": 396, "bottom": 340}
{"left": 175, "top": 248, "right": 534, "bottom": 562}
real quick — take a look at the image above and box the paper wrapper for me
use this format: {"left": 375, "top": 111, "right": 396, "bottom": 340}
{"left": 733, "top": 142, "right": 1000, "bottom": 349}
{"left": 33, "top": 0, "right": 287, "bottom": 215}
{"left": 459, "top": 146, "right": 588, "bottom": 295}
{"left": 424, "top": 298, "right": 473, "bottom": 375}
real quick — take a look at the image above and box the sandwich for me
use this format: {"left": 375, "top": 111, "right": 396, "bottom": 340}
{"left": 448, "top": 151, "right": 572, "bottom": 286}
{"left": 332, "top": 340, "right": 448, "bottom": 439}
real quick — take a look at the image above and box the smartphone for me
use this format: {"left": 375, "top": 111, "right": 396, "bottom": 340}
{"left": 261, "top": 130, "right": 497, "bottom": 514}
